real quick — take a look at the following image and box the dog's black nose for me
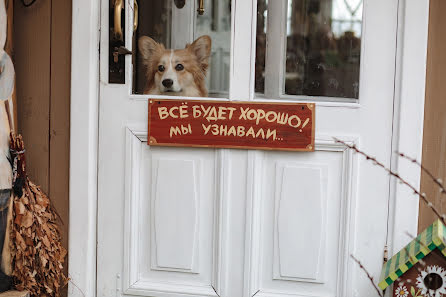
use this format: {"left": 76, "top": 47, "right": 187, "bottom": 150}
{"left": 162, "top": 79, "right": 174, "bottom": 88}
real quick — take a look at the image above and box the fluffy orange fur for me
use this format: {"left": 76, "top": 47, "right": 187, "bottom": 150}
{"left": 138, "top": 35, "right": 211, "bottom": 97}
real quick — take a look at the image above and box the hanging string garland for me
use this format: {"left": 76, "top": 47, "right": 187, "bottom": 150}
{"left": 20, "top": 0, "right": 37, "bottom": 8}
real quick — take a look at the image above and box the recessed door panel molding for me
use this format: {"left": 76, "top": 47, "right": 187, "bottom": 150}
{"left": 152, "top": 158, "right": 199, "bottom": 272}
{"left": 122, "top": 127, "right": 228, "bottom": 296}
{"left": 243, "top": 137, "right": 357, "bottom": 297}
{"left": 273, "top": 163, "right": 328, "bottom": 283}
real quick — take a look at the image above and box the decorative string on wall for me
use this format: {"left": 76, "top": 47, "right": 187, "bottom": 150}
{"left": 19, "top": 0, "right": 37, "bottom": 8}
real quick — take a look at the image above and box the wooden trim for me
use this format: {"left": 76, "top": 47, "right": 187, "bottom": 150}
{"left": 68, "top": 0, "right": 100, "bottom": 296}
{"left": 419, "top": 0, "right": 446, "bottom": 232}
{"left": 229, "top": 0, "right": 256, "bottom": 100}
{"left": 389, "top": 0, "right": 430, "bottom": 254}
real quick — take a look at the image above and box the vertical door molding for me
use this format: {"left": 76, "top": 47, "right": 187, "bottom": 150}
{"left": 69, "top": 0, "right": 100, "bottom": 296}
{"left": 229, "top": 0, "right": 257, "bottom": 100}
{"left": 389, "top": 0, "right": 430, "bottom": 254}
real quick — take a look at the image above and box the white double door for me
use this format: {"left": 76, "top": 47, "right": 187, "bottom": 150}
{"left": 96, "top": 1, "right": 419, "bottom": 297}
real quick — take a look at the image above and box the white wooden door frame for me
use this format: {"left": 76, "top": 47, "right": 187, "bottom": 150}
{"left": 68, "top": 0, "right": 100, "bottom": 296}
{"left": 389, "top": 0, "right": 430, "bottom": 254}
{"left": 68, "top": 1, "right": 430, "bottom": 296}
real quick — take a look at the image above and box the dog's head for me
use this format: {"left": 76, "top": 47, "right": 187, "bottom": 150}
{"left": 139, "top": 35, "right": 211, "bottom": 96}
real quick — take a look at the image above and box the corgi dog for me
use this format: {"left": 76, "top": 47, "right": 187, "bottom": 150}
{"left": 138, "top": 35, "right": 211, "bottom": 97}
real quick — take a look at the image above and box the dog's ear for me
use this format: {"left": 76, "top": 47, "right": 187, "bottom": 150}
{"left": 138, "top": 36, "right": 165, "bottom": 68}
{"left": 188, "top": 35, "right": 212, "bottom": 73}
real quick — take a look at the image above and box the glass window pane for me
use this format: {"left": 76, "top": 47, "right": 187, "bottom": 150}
{"left": 195, "top": 0, "right": 231, "bottom": 96}
{"left": 285, "top": 0, "right": 362, "bottom": 98}
{"left": 255, "top": 0, "right": 363, "bottom": 99}
{"left": 134, "top": 1, "right": 171, "bottom": 94}
{"left": 255, "top": 0, "right": 267, "bottom": 94}
{"left": 134, "top": 0, "right": 231, "bottom": 97}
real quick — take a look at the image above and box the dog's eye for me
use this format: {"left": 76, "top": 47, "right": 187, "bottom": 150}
{"left": 175, "top": 64, "right": 184, "bottom": 71}
{"left": 158, "top": 65, "right": 165, "bottom": 72}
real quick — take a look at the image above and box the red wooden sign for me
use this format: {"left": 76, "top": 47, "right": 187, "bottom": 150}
{"left": 148, "top": 99, "right": 315, "bottom": 152}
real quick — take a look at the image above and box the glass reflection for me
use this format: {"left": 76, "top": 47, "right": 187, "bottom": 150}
{"left": 134, "top": 0, "right": 231, "bottom": 97}
{"left": 255, "top": 0, "right": 363, "bottom": 99}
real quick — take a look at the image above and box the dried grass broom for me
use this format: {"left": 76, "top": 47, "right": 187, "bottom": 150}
{"left": 8, "top": 133, "right": 67, "bottom": 296}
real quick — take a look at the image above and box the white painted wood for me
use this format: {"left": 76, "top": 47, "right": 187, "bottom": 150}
{"left": 229, "top": 0, "right": 256, "bottom": 100}
{"left": 245, "top": 138, "right": 355, "bottom": 297}
{"left": 153, "top": 159, "right": 198, "bottom": 271}
{"left": 275, "top": 164, "right": 325, "bottom": 281}
{"left": 71, "top": 1, "right": 430, "bottom": 297}
{"left": 69, "top": 0, "right": 100, "bottom": 297}
{"left": 389, "top": 0, "right": 430, "bottom": 255}
{"left": 119, "top": 128, "right": 224, "bottom": 297}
